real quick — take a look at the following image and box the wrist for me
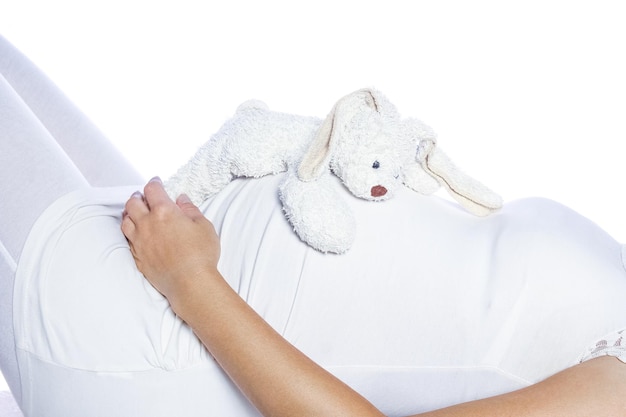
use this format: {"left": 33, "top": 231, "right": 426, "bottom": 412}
{"left": 167, "top": 268, "right": 226, "bottom": 323}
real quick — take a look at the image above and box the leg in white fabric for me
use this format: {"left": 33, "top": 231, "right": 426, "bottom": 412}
{"left": 0, "top": 70, "right": 89, "bottom": 406}
{"left": 0, "top": 35, "right": 144, "bottom": 187}
{"left": 0, "top": 72, "right": 89, "bottom": 260}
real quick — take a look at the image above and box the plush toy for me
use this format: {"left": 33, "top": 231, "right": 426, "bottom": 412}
{"left": 165, "top": 88, "right": 502, "bottom": 253}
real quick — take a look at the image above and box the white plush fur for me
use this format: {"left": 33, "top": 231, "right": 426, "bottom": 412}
{"left": 165, "top": 88, "right": 502, "bottom": 253}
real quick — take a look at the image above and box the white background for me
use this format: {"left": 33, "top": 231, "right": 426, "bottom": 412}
{"left": 1, "top": 0, "right": 625, "bottom": 393}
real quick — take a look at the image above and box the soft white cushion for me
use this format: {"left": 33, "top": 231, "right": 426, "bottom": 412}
{"left": 13, "top": 174, "right": 626, "bottom": 416}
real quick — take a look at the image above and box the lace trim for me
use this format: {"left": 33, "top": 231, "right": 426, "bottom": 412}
{"left": 579, "top": 329, "right": 626, "bottom": 364}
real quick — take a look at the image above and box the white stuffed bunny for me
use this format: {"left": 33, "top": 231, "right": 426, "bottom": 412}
{"left": 165, "top": 88, "right": 502, "bottom": 253}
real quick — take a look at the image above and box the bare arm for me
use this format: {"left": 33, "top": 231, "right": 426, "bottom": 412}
{"left": 418, "top": 355, "right": 626, "bottom": 417}
{"left": 122, "top": 178, "right": 626, "bottom": 417}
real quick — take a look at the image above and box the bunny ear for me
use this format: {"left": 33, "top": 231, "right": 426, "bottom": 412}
{"left": 297, "top": 89, "right": 378, "bottom": 182}
{"left": 297, "top": 103, "right": 337, "bottom": 181}
{"left": 422, "top": 145, "right": 503, "bottom": 216}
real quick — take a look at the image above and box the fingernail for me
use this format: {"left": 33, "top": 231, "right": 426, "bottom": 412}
{"left": 131, "top": 191, "right": 144, "bottom": 199}
{"left": 149, "top": 176, "right": 162, "bottom": 184}
{"left": 177, "top": 193, "right": 191, "bottom": 203}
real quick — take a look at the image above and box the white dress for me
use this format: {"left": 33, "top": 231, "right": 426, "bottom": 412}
{"left": 13, "top": 173, "right": 626, "bottom": 417}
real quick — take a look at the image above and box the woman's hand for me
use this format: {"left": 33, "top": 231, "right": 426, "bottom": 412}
{"left": 121, "top": 177, "right": 220, "bottom": 316}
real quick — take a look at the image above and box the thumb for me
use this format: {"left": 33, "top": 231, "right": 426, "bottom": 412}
{"left": 176, "top": 194, "right": 204, "bottom": 219}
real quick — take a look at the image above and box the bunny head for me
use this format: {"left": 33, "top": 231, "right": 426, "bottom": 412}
{"left": 297, "top": 88, "right": 409, "bottom": 201}
{"left": 279, "top": 87, "right": 503, "bottom": 253}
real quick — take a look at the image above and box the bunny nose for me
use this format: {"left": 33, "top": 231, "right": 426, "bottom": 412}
{"left": 371, "top": 185, "right": 387, "bottom": 197}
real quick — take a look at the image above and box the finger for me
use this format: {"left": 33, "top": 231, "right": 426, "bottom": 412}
{"left": 120, "top": 212, "right": 136, "bottom": 238}
{"left": 143, "top": 176, "right": 174, "bottom": 210}
{"left": 124, "top": 191, "right": 149, "bottom": 219}
{"left": 121, "top": 191, "right": 144, "bottom": 237}
{"left": 176, "top": 194, "right": 205, "bottom": 220}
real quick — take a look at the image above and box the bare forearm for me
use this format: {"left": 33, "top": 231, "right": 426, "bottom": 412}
{"left": 174, "top": 270, "right": 384, "bottom": 417}
{"left": 413, "top": 356, "right": 626, "bottom": 417}
{"left": 178, "top": 276, "right": 626, "bottom": 417}
{"left": 171, "top": 277, "right": 626, "bottom": 417}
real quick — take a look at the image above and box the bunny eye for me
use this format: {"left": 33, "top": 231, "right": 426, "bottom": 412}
{"left": 372, "top": 160, "right": 380, "bottom": 169}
